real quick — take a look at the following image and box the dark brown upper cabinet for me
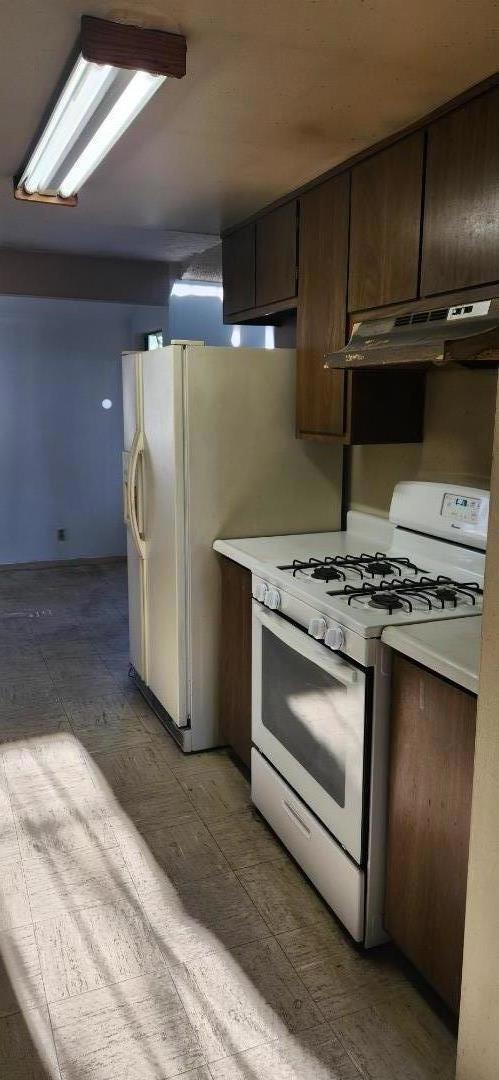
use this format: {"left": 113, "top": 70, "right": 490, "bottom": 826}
{"left": 255, "top": 201, "right": 298, "bottom": 308}
{"left": 421, "top": 87, "right": 499, "bottom": 296}
{"left": 221, "top": 76, "right": 498, "bottom": 444}
{"left": 222, "top": 224, "right": 255, "bottom": 318}
{"left": 296, "top": 175, "right": 350, "bottom": 438}
{"left": 296, "top": 174, "right": 425, "bottom": 445}
{"left": 348, "top": 133, "right": 425, "bottom": 312}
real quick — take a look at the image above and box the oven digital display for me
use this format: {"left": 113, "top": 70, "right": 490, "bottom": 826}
{"left": 441, "top": 492, "right": 483, "bottom": 525}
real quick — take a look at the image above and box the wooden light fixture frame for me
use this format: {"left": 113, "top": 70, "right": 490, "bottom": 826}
{"left": 14, "top": 15, "right": 187, "bottom": 207}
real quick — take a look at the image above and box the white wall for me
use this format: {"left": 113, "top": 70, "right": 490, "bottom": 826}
{"left": 168, "top": 281, "right": 272, "bottom": 347}
{"left": 0, "top": 295, "right": 166, "bottom": 565}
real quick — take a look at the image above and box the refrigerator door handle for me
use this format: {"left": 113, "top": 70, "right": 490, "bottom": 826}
{"left": 122, "top": 451, "right": 131, "bottom": 524}
{"left": 127, "top": 429, "right": 146, "bottom": 560}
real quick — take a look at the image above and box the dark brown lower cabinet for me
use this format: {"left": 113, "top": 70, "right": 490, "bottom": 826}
{"left": 219, "top": 556, "right": 252, "bottom": 769}
{"left": 385, "top": 655, "right": 477, "bottom": 1013}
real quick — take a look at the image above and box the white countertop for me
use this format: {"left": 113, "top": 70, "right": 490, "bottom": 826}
{"left": 213, "top": 532, "right": 351, "bottom": 572}
{"left": 213, "top": 519, "right": 394, "bottom": 576}
{"left": 382, "top": 616, "right": 482, "bottom": 695}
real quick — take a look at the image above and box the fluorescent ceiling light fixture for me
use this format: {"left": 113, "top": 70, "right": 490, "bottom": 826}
{"left": 18, "top": 60, "right": 164, "bottom": 201}
{"left": 14, "top": 16, "right": 186, "bottom": 206}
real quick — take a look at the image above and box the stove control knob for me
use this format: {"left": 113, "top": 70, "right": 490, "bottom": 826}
{"left": 253, "top": 581, "right": 268, "bottom": 604}
{"left": 265, "top": 586, "right": 281, "bottom": 611}
{"left": 308, "top": 617, "right": 327, "bottom": 640}
{"left": 325, "top": 624, "right": 345, "bottom": 652}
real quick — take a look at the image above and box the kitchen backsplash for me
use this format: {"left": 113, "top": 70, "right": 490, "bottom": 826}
{"left": 349, "top": 368, "right": 497, "bottom": 515}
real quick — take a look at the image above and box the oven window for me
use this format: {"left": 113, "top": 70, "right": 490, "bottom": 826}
{"left": 262, "top": 627, "right": 360, "bottom": 807}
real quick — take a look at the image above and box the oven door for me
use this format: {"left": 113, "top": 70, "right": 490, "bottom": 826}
{"left": 252, "top": 601, "right": 368, "bottom": 864}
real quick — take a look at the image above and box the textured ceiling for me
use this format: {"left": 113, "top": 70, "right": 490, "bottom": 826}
{"left": 0, "top": 1, "right": 498, "bottom": 261}
{"left": 182, "top": 243, "right": 222, "bottom": 282}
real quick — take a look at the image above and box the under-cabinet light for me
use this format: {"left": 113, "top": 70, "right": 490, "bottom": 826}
{"left": 14, "top": 16, "right": 186, "bottom": 206}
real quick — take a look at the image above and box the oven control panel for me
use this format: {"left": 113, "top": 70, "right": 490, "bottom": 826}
{"left": 441, "top": 492, "right": 484, "bottom": 525}
{"left": 390, "top": 481, "right": 489, "bottom": 549}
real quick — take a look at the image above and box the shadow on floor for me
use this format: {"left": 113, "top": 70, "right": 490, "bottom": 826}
{"left": 0, "top": 562, "right": 457, "bottom": 1080}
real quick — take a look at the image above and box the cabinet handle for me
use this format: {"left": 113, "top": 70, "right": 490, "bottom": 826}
{"left": 419, "top": 678, "right": 425, "bottom": 711}
{"left": 283, "top": 799, "right": 311, "bottom": 838}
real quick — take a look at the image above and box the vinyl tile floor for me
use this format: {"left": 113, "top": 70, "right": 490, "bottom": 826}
{"left": 0, "top": 562, "right": 457, "bottom": 1079}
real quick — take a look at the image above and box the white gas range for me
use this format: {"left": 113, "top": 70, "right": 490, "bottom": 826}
{"left": 220, "top": 482, "right": 488, "bottom": 949}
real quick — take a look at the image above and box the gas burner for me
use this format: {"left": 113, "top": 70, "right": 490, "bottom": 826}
{"left": 369, "top": 591, "right": 404, "bottom": 612}
{"left": 434, "top": 586, "right": 458, "bottom": 604}
{"left": 364, "top": 560, "right": 394, "bottom": 577}
{"left": 335, "top": 552, "right": 424, "bottom": 578}
{"left": 359, "top": 553, "right": 423, "bottom": 577}
{"left": 398, "top": 576, "right": 482, "bottom": 607}
{"left": 277, "top": 557, "right": 349, "bottom": 580}
{"left": 311, "top": 565, "right": 343, "bottom": 582}
{"left": 341, "top": 581, "right": 414, "bottom": 614}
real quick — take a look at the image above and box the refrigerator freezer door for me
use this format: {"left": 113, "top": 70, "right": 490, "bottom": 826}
{"left": 141, "top": 345, "right": 188, "bottom": 728}
{"left": 122, "top": 353, "right": 147, "bottom": 681}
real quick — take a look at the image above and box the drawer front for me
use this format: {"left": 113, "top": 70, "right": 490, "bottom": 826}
{"left": 251, "top": 749, "right": 365, "bottom": 942}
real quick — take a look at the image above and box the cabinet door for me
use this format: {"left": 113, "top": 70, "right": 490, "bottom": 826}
{"left": 421, "top": 88, "right": 499, "bottom": 295}
{"left": 222, "top": 224, "right": 255, "bottom": 317}
{"left": 296, "top": 175, "right": 350, "bottom": 437}
{"left": 385, "top": 656, "right": 476, "bottom": 1012}
{"left": 219, "top": 556, "right": 252, "bottom": 769}
{"left": 255, "top": 201, "right": 298, "bottom": 308}
{"left": 348, "top": 133, "right": 424, "bottom": 311}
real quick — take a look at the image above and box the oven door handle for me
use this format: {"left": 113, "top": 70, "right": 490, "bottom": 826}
{"left": 253, "top": 602, "right": 358, "bottom": 686}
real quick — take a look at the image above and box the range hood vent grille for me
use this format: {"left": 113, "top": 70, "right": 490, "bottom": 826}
{"left": 326, "top": 299, "right": 499, "bottom": 370}
{"left": 394, "top": 308, "right": 454, "bottom": 328}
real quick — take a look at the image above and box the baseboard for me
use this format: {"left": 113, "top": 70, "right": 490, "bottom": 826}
{"left": 129, "top": 665, "right": 193, "bottom": 752}
{"left": 0, "top": 555, "right": 126, "bottom": 572}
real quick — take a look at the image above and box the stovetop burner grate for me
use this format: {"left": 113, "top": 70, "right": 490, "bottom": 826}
{"left": 277, "top": 551, "right": 424, "bottom": 582}
{"left": 337, "top": 575, "right": 483, "bottom": 614}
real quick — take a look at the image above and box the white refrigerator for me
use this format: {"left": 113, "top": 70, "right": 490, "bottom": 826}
{"left": 122, "top": 342, "right": 342, "bottom": 752}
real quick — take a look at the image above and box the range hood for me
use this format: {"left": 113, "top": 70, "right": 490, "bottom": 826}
{"left": 326, "top": 299, "right": 499, "bottom": 371}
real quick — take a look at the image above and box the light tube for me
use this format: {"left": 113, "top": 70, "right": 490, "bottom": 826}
{"left": 21, "top": 58, "right": 114, "bottom": 195}
{"left": 59, "top": 70, "right": 165, "bottom": 198}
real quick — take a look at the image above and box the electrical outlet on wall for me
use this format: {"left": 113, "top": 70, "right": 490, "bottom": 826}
{"left": 57, "top": 528, "right": 66, "bottom": 541}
